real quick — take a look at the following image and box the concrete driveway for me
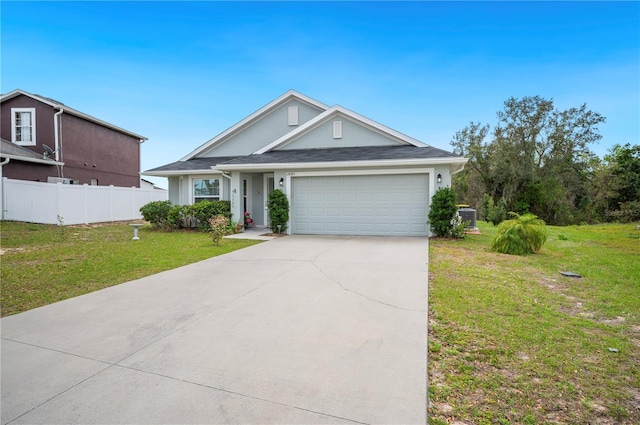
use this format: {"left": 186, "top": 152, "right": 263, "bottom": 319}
{"left": 1, "top": 236, "right": 428, "bottom": 424}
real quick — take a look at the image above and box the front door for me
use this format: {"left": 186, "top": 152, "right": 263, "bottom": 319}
{"left": 263, "top": 174, "right": 274, "bottom": 226}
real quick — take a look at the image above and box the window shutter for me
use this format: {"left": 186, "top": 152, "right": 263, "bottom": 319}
{"left": 333, "top": 121, "right": 342, "bottom": 139}
{"left": 288, "top": 106, "right": 299, "bottom": 126}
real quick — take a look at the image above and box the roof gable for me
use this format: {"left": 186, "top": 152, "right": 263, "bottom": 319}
{"left": 181, "top": 90, "right": 329, "bottom": 160}
{"left": 254, "top": 106, "right": 425, "bottom": 154}
{"left": 1, "top": 89, "right": 147, "bottom": 141}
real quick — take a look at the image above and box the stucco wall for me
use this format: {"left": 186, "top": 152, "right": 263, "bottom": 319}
{"left": 199, "top": 99, "right": 324, "bottom": 157}
{"left": 279, "top": 113, "right": 401, "bottom": 150}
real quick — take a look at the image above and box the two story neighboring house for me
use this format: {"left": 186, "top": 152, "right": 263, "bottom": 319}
{"left": 144, "top": 90, "right": 467, "bottom": 237}
{"left": 0, "top": 89, "right": 147, "bottom": 187}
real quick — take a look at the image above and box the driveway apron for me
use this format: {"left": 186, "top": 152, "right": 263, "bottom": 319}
{"left": 1, "top": 235, "right": 428, "bottom": 424}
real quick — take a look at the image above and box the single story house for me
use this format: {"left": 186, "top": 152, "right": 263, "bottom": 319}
{"left": 143, "top": 90, "right": 467, "bottom": 236}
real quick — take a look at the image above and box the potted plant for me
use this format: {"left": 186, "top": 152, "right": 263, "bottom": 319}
{"left": 244, "top": 211, "right": 254, "bottom": 229}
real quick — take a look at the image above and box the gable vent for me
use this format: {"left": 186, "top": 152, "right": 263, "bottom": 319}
{"left": 288, "top": 106, "right": 299, "bottom": 126}
{"left": 333, "top": 121, "right": 342, "bottom": 139}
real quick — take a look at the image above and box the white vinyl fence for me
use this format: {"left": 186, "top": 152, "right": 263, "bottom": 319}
{"left": 1, "top": 178, "right": 168, "bottom": 225}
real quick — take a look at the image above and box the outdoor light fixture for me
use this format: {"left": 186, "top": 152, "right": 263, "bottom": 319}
{"left": 279, "top": 177, "right": 284, "bottom": 186}
{"left": 437, "top": 174, "right": 442, "bottom": 183}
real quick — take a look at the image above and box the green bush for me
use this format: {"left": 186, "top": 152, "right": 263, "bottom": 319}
{"left": 166, "top": 201, "right": 232, "bottom": 231}
{"left": 267, "top": 189, "right": 289, "bottom": 233}
{"left": 487, "top": 198, "right": 507, "bottom": 226}
{"left": 481, "top": 193, "right": 492, "bottom": 222}
{"left": 428, "top": 187, "right": 458, "bottom": 237}
{"left": 139, "top": 200, "right": 172, "bottom": 228}
{"left": 491, "top": 213, "right": 548, "bottom": 255}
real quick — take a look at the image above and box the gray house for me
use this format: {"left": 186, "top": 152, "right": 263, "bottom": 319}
{"left": 144, "top": 91, "right": 467, "bottom": 236}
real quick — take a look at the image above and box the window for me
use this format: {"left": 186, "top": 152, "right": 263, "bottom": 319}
{"left": 90, "top": 178, "right": 98, "bottom": 186}
{"left": 333, "top": 121, "right": 342, "bottom": 139}
{"left": 11, "top": 108, "right": 36, "bottom": 146}
{"left": 288, "top": 106, "right": 299, "bottom": 126}
{"left": 193, "top": 178, "right": 220, "bottom": 203}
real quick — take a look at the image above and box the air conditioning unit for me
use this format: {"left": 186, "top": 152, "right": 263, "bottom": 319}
{"left": 47, "top": 177, "right": 77, "bottom": 184}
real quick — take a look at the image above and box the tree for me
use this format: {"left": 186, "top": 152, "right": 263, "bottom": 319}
{"left": 428, "top": 187, "right": 459, "bottom": 237}
{"left": 593, "top": 143, "right": 640, "bottom": 222}
{"left": 451, "top": 96, "right": 605, "bottom": 225}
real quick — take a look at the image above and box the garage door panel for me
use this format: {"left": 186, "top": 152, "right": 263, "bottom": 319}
{"left": 292, "top": 174, "right": 428, "bottom": 236}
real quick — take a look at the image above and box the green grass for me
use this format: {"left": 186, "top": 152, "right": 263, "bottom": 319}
{"left": 1, "top": 221, "right": 261, "bottom": 317}
{"left": 429, "top": 221, "right": 640, "bottom": 424}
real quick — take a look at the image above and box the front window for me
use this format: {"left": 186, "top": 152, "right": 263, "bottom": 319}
{"left": 11, "top": 108, "right": 36, "bottom": 146}
{"left": 193, "top": 178, "right": 220, "bottom": 203}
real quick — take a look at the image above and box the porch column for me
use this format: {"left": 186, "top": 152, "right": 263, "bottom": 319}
{"left": 229, "top": 171, "right": 242, "bottom": 225}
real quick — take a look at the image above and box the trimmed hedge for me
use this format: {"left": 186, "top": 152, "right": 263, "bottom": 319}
{"left": 140, "top": 200, "right": 231, "bottom": 232}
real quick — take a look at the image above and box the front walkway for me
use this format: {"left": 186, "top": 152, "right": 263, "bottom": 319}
{"left": 224, "top": 225, "right": 278, "bottom": 241}
{"left": 1, "top": 236, "right": 428, "bottom": 424}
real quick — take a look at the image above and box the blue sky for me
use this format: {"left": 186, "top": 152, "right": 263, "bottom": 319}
{"left": 2, "top": 1, "right": 638, "bottom": 188}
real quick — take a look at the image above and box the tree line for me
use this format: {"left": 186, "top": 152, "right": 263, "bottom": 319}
{"left": 450, "top": 96, "right": 639, "bottom": 225}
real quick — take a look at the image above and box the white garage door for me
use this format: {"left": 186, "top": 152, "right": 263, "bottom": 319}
{"left": 291, "top": 174, "right": 429, "bottom": 236}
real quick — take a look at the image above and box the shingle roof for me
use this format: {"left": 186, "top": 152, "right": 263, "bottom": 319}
{"left": 0, "top": 138, "right": 64, "bottom": 165}
{"left": 225, "top": 145, "right": 463, "bottom": 165}
{"left": 145, "top": 146, "right": 463, "bottom": 173}
{"left": 144, "top": 156, "right": 240, "bottom": 172}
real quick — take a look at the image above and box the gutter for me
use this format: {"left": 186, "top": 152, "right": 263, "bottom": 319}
{"left": 450, "top": 163, "right": 466, "bottom": 176}
{"left": 1, "top": 154, "right": 64, "bottom": 166}
{"left": 217, "top": 157, "right": 469, "bottom": 172}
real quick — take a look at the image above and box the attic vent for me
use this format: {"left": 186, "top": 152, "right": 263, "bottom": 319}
{"left": 288, "top": 106, "right": 299, "bottom": 126}
{"left": 332, "top": 121, "right": 342, "bottom": 139}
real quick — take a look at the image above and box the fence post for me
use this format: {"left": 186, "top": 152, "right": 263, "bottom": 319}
{"left": 1, "top": 177, "right": 6, "bottom": 220}
{"left": 57, "top": 182, "right": 63, "bottom": 224}
{"left": 110, "top": 185, "right": 114, "bottom": 222}
{"left": 84, "top": 184, "right": 89, "bottom": 224}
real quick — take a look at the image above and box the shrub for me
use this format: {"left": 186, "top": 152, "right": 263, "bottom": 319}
{"left": 166, "top": 201, "right": 232, "bottom": 231}
{"left": 428, "top": 187, "right": 458, "bottom": 237}
{"left": 491, "top": 213, "right": 548, "bottom": 255}
{"left": 208, "top": 214, "right": 229, "bottom": 245}
{"left": 450, "top": 213, "right": 469, "bottom": 239}
{"left": 190, "top": 200, "right": 231, "bottom": 231}
{"left": 267, "top": 189, "right": 289, "bottom": 233}
{"left": 139, "top": 200, "right": 172, "bottom": 228}
{"left": 487, "top": 198, "right": 507, "bottom": 226}
{"left": 481, "top": 193, "right": 492, "bottom": 222}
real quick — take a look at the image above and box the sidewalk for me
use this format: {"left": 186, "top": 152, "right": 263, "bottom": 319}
{"left": 224, "top": 225, "right": 278, "bottom": 241}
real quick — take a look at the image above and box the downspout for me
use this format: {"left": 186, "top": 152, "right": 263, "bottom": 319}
{"left": 54, "top": 106, "right": 64, "bottom": 177}
{"left": 450, "top": 163, "right": 466, "bottom": 177}
{"left": 0, "top": 158, "right": 9, "bottom": 220}
{"left": 220, "top": 170, "right": 232, "bottom": 201}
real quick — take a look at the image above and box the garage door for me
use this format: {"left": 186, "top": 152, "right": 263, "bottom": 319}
{"left": 291, "top": 174, "right": 429, "bottom": 236}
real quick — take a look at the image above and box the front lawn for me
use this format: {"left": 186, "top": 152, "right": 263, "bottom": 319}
{"left": 0, "top": 221, "right": 261, "bottom": 317}
{"left": 429, "top": 222, "right": 640, "bottom": 424}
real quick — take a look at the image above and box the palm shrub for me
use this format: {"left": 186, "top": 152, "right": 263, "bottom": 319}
{"left": 428, "top": 187, "right": 458, "bottom": 237}
{"left": 267, "top": 189, "right": 289, "bottom": 233}
{"left": 491, "top": 213, "right": 548, "bottom": 255}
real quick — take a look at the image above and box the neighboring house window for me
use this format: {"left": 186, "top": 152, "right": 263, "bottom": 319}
{"left": 90, "top": 178, "right": 99, "bottom": 186}
{"left": 333, "top": 121, "right": 342, "bottom": 139}
{"left": 11, "top": 108, "right": 36, "bottom": 146}
{"left": 288, "top": 106, "right": 299, "bottom": 126}
{"left": 193, "top": 178, "right": 220, "bottom": 203}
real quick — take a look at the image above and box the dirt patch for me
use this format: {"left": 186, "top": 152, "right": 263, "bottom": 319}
{"left": 260, "top": 233, "right": 288, "bottom": 238}
{"left": 0, "top": 247, "right": 27, "bottom": 256}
